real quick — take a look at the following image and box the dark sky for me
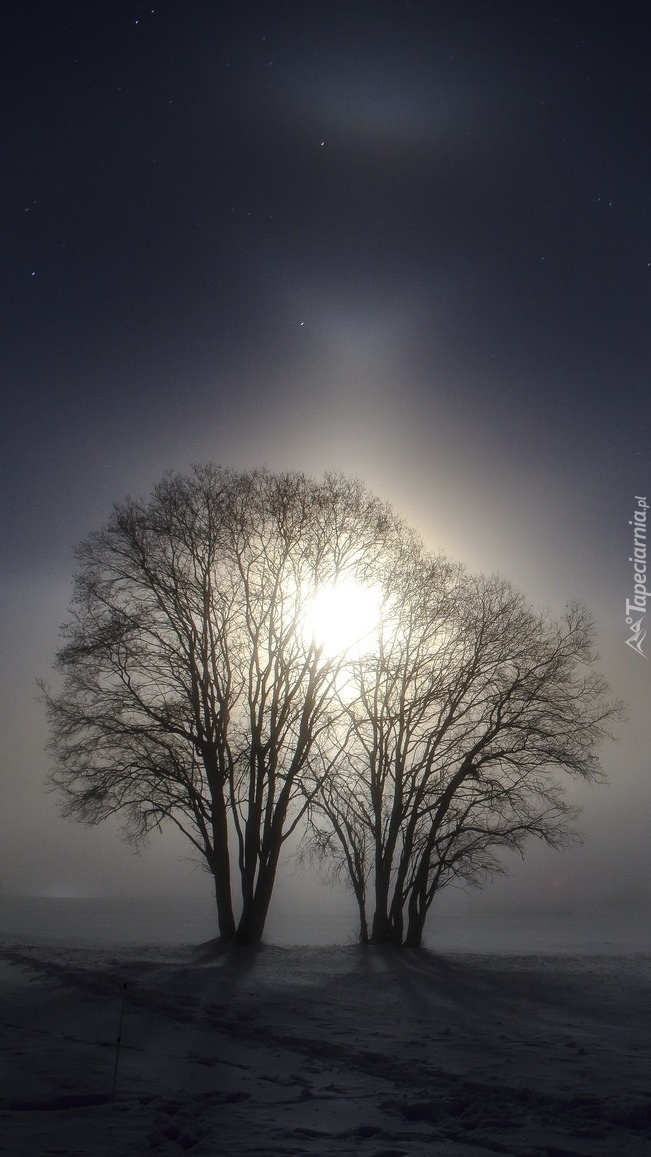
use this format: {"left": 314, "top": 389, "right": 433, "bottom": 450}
{"left": 2, "top": 1, "right": 650, "bottom": 914}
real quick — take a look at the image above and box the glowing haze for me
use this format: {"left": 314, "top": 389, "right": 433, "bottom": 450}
{"left": 304, "top": 579, "right": 383, "bottom": 659}
{"left": 0, "top": 3, "right": 649, "bottom": 935}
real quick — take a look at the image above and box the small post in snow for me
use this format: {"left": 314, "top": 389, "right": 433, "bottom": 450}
{"left": 111, "top": 982, "right": 128, "bottom": 1103}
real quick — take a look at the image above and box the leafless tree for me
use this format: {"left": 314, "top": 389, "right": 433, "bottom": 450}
{"left": 42, "top": 466, "right": 402, "bottom": 943}
{"left": 44, "top": 465, "right": 621, "bottom": 949}
{"left": 304, "top": 561, "right": 622, "bottom": 947}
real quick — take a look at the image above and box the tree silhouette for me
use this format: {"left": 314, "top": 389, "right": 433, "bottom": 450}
{"left": 43, "top": 466, "right": 401, "bottom": 943}
{"left": 304, "top": 563, "right": 622, "bottom": 947}
{"left": 44, "top": 465, "right": 620, "bottom": 947}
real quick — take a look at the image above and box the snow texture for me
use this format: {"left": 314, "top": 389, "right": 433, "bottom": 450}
{"left": 1, "top": 941, "right": 650, "bottom": 1155}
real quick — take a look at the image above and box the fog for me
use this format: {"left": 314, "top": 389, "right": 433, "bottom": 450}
{"left": 1, "top": 516, "right": 649, "bottom": 945}
{"left": 2, "top": 3, "right": 650, "bottom": 945}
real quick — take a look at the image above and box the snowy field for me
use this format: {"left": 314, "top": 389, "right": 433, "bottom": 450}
{"left": 1, "top": 925, "right": 651, "bottom": 1156}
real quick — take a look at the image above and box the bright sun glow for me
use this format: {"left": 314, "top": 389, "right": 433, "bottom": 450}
{"left": 304, "top": 577, "right": 383, "bottom": 658}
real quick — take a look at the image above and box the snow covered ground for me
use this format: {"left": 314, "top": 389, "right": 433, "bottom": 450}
{"left": 1, "top": 938, "right": 650, "bottom": 1156}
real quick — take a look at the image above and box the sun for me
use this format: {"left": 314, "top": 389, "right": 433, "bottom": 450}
{"left": 303, "top": 577, "right": 383, "bottom": 659}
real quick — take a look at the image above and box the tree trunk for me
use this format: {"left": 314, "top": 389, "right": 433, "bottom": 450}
{"left": 370, "top": 907, "right": 396, "bottom": 943}
{"left": 404, "top": 911, "right": 426, "bottom": 947}
{"left": 404, "top": 908, "right": 426, "bottom": 947}
{"left": 404, "top": 879, "right": 427, "bottom": 947}
{"left": 235, "top": 820, "right": 285, "bottom": 944}
{"left": 349, "top": 877, "right": 368, "bottom": 943}
{"left": 358, "top": 908, "right": 369, "bottom": 944}
{"left": 210, "top": 784, "right": 236, "bottom": 941}
{"left": 235, "top": 865, "right": 275, "bottom": 944}
{"left": 370, "top": 857, "right": 398, "bottom": 942}
{"left": 388, "top": 893, "right": 404, "bottom": 945}
{"left": 371, "top": 874, "right": 404, "bottom": 942}
{"left": 214, "top": 867, "right": 236, "bottom": 942}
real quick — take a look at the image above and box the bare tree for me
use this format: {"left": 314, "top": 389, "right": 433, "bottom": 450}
{"left": 42, "top": 466, "right": 402, "bottom": 943}
{"left": 44, "top": 465, "right": 621, "bottom": 948}
{"left": 304, "top": 562, "right": 622, "bottom": 947}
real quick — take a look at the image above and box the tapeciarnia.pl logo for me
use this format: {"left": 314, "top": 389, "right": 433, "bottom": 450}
{"left": 625, "top": 495, "right": 648, "bottom": 659}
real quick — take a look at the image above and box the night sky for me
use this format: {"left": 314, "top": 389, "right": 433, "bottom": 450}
{"left": 2, "top": 2, "right": 650, "bottom": 917}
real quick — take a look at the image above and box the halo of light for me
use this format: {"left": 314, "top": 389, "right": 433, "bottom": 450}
{"left": 304, "top": 577, "right": 382, "bottom": 658}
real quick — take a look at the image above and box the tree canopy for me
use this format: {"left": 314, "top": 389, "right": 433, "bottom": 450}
{"left": 43, "top": 465, "right": 621, "bottom": 945}
{"left": 305, "top": 571, "right": 618, "bottom": 945}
